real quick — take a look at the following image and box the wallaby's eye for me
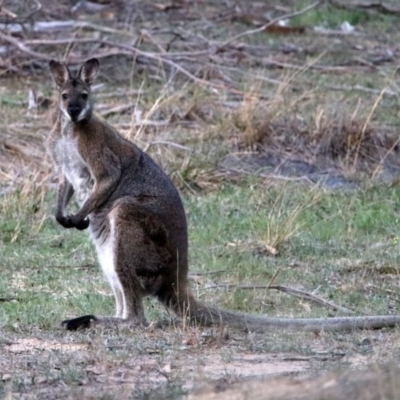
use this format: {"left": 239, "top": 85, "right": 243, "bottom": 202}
{"left": 82, "top": 93, "right": 88, "bottom": 100}
{"left": 61, "top": 93, "right": 68, "bottom": 100}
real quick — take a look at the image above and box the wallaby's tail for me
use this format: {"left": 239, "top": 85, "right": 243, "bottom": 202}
{"left": 162, "top": 287, "right": 400, "bottom": 332}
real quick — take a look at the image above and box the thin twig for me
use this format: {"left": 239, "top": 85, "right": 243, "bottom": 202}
{"left": 326, "top": 84, "right": 398, "bottom": 97}
{"left": 267, "top": 267, "right": 281, "bottom": 287}
{"left": 115, "top": 121, "right": 170, "bottom": 129}
{"left": 0, "top": 0, "right": 42, "bottom": 24}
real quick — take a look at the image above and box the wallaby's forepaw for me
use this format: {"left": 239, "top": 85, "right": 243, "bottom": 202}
{"left": 62, "top": 315, "right": 97, "bottom": 330}
{"left": 74, "top": 217, "right": 90, "bottom": 230}
{"left": 56, "top": 214, "right": 90, "bottom": 230}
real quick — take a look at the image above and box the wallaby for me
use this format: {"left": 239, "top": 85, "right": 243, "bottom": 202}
{"left": 47, "top": 58, "right": 400, "bottom": 332}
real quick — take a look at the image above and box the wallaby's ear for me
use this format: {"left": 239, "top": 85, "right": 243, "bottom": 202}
{"left": 49, "top": 60, "right": 70, "bottom": 87}
{"left": 78, "top": 58, "right": 100, "bottom": 86}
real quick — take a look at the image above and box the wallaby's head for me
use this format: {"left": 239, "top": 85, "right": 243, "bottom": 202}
{"left": 49, "top": 58, "right": 100, "bottom": 122}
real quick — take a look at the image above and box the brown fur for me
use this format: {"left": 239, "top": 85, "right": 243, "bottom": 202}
{"left": 47, "top": 58, "right": 400, "bottom": 332}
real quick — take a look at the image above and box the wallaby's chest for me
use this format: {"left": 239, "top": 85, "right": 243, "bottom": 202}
{"left": 53, "top": 136, "right": 94, "bottom": 205}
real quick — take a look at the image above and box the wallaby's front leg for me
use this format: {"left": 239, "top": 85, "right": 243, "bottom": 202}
{"left": 55, "top": 177, "right": 89, "bottom": 230}
{"left": 66, "top": 148, "right": 121, "bottom": 229}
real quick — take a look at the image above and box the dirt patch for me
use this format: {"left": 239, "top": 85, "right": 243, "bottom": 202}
{"left": 219, "top": 152, "right": 360, "bottom": 190}
{"left": 6, "top": 338, "right": 88, "bottom": 353}
{"left": 200, "top": 353, "right": 310, "bottom": 379}
{"left": 190, "top": 361, "right": 400, "bottom": 400}
{"left": 2, "top": 325, "right": 391, "bottom": 399}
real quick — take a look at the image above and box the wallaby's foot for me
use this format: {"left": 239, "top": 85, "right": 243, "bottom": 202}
{"left": 62, "top": 315, "right": 97, "bottom": 330}
{"left": 56, "top": 214, "right": 90, "bottom": 230}
{"left": 62, "top": 314, "right": 150, "bottom": 330}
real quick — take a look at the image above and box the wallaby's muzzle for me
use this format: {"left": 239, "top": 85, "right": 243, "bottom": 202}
{"left": 67, "top": 103, "right": 82, "bottom": 121}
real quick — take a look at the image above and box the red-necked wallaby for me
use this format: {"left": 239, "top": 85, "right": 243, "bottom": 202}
{"left": 47, "top": 58, "right": 400, "bottom": 332}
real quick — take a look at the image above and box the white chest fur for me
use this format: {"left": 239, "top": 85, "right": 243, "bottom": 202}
{"left": 54, "top": 136, "right": 94, "bottom": 206}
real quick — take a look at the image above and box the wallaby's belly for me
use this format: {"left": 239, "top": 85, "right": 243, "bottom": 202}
{"left": 55, "top": 137, "right": 94, "bottom": 205}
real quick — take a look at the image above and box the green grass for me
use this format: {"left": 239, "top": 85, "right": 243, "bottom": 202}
{"left": 293, "top": 5, "right": 370, "bottom": 28}
{"left": 2, "top": 179, "right": 400, "bottom": 331}
{"left": 291, "top": 1, "right": 396, "bottom": 29}
{"left": 2, "top": 179, "right": 400, "bottom": 398}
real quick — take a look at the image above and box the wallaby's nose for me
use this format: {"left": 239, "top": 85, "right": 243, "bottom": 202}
{"left": 68, "top": 104, "right": 81, "bottom": 120}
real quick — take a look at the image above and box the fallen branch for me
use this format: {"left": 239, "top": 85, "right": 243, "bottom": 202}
{"left": 270, "top": 285, "right": 355, "bottom": 314}
{"left": 207, "top": 283, "right": 355, "bottom": 314}
{"left": 0, "top": 20, "right": 137, "bottom": 35}
{"left": 0, "top": 31, "right": 53, "bottom": 61}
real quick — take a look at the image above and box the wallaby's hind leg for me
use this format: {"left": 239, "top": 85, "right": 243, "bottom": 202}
{"left": 62, "top": 207, "right": 148, "bottom": 330}
{"left": 95, "top": 219, "right": 124, "bottom": 318}
{"left": 62, "top": 202, "right": 175, "bottom": 330}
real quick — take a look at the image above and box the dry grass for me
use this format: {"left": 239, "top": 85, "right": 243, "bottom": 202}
{"left": 1, "top": 1, "right": 400, "bottom": 192}
{"left": 262, "top": 186, "right": 322, "bottom": 253}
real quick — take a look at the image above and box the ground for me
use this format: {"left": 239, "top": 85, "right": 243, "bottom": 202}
{"left": 1, "top": 0, "right": 400, "bottom": 399}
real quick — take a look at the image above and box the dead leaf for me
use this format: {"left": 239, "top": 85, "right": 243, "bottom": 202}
{"left": 265, "top": 243, "right": 278, "bottom": 255}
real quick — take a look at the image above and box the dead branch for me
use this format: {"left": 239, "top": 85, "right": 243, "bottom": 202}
{"left": 0, "top": 20, "right": 137, "bottom": 35}
{"left": 0, "top": 31, "right": 53, "bottom": 61}
{"left": 269, "top": 285, "right": 355, "bottom": 314}
{"left": 207, "top": 283, "right": 355, "bottom": 314}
